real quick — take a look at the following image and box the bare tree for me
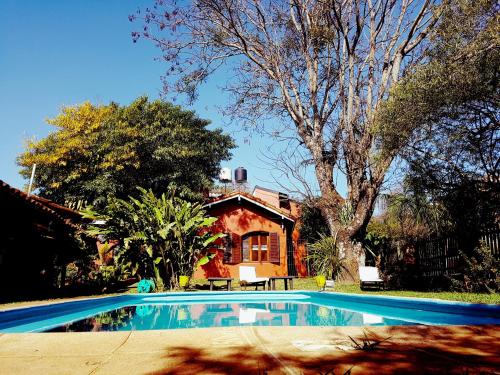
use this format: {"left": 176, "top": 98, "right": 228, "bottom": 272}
{"left": 132, "top": 0, "right": 438, "bottom": 256}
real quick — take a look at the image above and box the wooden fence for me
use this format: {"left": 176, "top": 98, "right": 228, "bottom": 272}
{"left": 481, "top": 227, "right": 500, "bottom": 258}
{"left": 416, "top": 226, "right": 500, "bottom": 278}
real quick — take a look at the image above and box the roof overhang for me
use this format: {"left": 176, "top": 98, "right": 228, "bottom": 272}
{"left": 203, "top": 194, "right": 295, "bottom": 223}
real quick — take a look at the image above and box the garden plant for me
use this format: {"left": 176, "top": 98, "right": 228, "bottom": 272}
{"left": 83, "top": 187, "right": 224, "bottom": 290}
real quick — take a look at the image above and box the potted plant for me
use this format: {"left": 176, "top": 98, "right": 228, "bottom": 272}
{"left": 178, "top": 275, "right": 190, "bottom": 288}
{"left": 315, "top": 275, "right": 326, "bottom": 290}
{"left": 306, "top": 233, "right": 345, "bottom": 290}
{"left": 177, "top": 254, "right": 192, "bottom": 289}
{"left": 177, "top": 252, "right": 217, "bottom": 289}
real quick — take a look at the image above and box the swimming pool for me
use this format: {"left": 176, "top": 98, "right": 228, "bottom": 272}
{"left": 1, "top": 291, "right": 499, "bottom": 332}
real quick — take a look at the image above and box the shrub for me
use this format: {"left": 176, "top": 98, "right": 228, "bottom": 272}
{"left": 450, "top": 243, "right": 499, "bottom": 293}
{"left": 306, "top": 233, "right": 346, "bottom": 280}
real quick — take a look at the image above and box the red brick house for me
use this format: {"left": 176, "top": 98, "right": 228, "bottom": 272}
{"left": 193, "top": 186, "right": 308, "bottom": 279}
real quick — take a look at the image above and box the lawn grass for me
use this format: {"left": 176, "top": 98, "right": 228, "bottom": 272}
{"left": 1, "top": 277, "right": 497, "bottom": 309}
{"left": 190, "top": 277, "right": 500, "bottom": 304}
{"left": 333, "top": 283, "right": 500, "bottom": 304}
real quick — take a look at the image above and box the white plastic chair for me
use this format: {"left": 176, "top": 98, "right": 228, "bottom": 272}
{"left": 359, "top": 266, "right": 383, "bottom": 290}
{"left": 239, "top": 266, "right": 269, "bottom": 290}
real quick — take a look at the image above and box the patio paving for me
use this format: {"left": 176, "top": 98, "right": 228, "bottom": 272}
{"left": 0, "top": 325, "right": 498, "bottom": 374}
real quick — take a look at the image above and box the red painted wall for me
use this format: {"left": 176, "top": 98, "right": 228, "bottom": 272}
{"left": 290, "top": 201, "right": 308, "bottom": 276}
{"left": 251, "top": 188, "right": 308, "bottom": 278}
{"left": 193, "top": 200, "right": 290, "bottom": 279}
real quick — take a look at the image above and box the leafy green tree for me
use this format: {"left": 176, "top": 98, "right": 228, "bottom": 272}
{"left": 18, "top": 97, "right": 235, "bottom": 207}
{"left": 376, "top": 0, "right": 499, "bottom": 246}
{"left": 83, "top": 187, "right": 224, "bottom": 290}
{"left": 377, "top": 0, "right": 498, "bottom": 170}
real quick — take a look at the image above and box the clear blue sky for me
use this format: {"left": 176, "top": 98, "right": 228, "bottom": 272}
{"left": 0, "top": 0, "right": 345, "bottom": 197}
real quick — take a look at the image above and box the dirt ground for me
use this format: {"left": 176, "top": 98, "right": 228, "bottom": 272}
{"left": 0, "top": 325, "right": 498, "bottom": 374}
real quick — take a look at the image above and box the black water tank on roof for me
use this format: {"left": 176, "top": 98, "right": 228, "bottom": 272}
{"left": 234, "top": 167, "right": 247, "bottom": 183}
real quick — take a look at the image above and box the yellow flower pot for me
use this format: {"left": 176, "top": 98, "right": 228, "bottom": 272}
{"left": 315, "top": 275, "right": 326, "bottom": 289}
{"left": 179, "top": 275, "right": 190, "bottom": 288}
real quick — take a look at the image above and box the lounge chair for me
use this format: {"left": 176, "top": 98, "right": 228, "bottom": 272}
{"left": 359, "top": 266, "right": 384, "bottom": 290}
{"left": 239, "top": 266, "right": 269, "bottom": 290}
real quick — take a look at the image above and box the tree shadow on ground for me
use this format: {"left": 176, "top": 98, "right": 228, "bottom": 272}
{"left": 146, "top": 325, "right": 499, "bottom": 374}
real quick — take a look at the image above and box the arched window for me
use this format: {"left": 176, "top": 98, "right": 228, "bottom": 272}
{"left": 242, "top": 232, "right": 269, "bottom": 262}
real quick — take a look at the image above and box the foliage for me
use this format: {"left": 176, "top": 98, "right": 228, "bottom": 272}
{"left": 363, "top": 224, "right": 389, "bottom": 267}
{"left": 168, "top": 196, "right": 224, "bottom": 279}
{"left": 376, "top": 0, "right": 499, "bottom": 241}
{"left": 54, "top": 228, "right": 109, "bottom": 290}
{"left": 18, "top": 97, "right": 235, "bottom": 207}
{"left": 82, "top": 187, "right": 224, "bottom": 290}
{"left": 65, "top": 246, "right": 132, "bottom": 293}
{"left": 305, "top": 233, "right": 345, "bottom": 280}
{"left": 385, "top": 186, "right": 451, "bottom": 242}
{"left": 407, "top": 175, "right": 497, "bottom": 254}
{"left": 299, "top": 203, "right": 330, "bottom": 244}
{"left": 196, "top": 253, "right": 216, "bottom": 267}
{"left": 364, "top": 183, "right": 450, "bottom": 271}
{"left": 363, "top": 185, "right": 453, "bottom": 288}
{"left": 449, "top": 243, "right": 500, "bottom": 293}
{"left": 377, "top": 0, "right": 498, "bottom": 163}
{"left": 372, "top": 0, "right": 499, "bottom": 284}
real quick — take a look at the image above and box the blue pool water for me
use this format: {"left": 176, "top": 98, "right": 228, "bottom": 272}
{"left": 1, "top": 292, "right": 499, "bottom": 332}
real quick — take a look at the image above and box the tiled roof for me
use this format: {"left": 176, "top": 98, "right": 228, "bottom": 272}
{"left": 0, "top": 179, "right": 82, "bottom": 227}
{"left": 203, "top": 191, "right": 296, "bottom": 222}
{"left": 29, "top": 194, "right": 83, "bottom": 220}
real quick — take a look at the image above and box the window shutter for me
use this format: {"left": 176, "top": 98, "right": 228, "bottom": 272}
{"left": 222, "top": 232, "right": 241, "bottom": 264}
{"left": 231, "top": 233, "right": 242, "bottom": 264}
{"left": 222, "top": 233, "right": 232, "bottom": 264}
{"left": 269, "top": 232, "right": 280, "bottom": 263}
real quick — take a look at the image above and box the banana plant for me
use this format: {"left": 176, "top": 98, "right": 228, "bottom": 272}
{"left": 82, "top": 187, "right": 224, "bottom": 290}
{"left": 168, "top": 198, "right": 224, "bottom": 286}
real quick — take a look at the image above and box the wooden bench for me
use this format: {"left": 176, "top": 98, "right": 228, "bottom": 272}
{"left": 268, "top": 276, "right": 296, "bottom": 290}
{"left": 208, "top": 277, "right": 233, "bottom": 291}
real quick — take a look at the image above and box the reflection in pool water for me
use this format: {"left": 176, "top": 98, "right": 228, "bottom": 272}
{"left": 46, "top": 302, "right": 414, "bottom": 332}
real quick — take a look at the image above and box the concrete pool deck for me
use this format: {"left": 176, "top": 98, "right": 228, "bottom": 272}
{"left": 0, "top": 325, "right": 499, "bottom": 374}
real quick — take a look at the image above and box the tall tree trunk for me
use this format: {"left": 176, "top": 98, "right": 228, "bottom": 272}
{"left": 310, "top": 145, "right": 342, "bottom": 232}
{"left": 136, "top": 0, "right": 437, "bottom": 280}
{"left": 313, "top": 155, "right": 382, "bottom": 282}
